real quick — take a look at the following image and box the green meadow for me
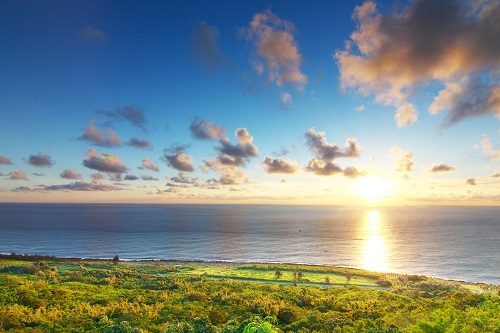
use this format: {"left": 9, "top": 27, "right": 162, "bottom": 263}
{"left": 0, "top": 256, "right": 499, "bottom": 332}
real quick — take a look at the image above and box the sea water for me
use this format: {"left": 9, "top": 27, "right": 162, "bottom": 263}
{"left": 0, "top": 203, "right": 498, "bottom": 284}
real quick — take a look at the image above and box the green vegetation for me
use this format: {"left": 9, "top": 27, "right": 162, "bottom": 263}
{"left": 0, "top": 256, "right": 499, "bottom": 332}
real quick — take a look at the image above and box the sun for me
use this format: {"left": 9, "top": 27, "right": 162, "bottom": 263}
{"left": 353, "top": 175, "right": 390, "bottom": 202}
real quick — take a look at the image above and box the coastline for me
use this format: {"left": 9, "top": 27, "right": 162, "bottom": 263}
{"left": 2, "top": 252, "right": 498, "bottom": 290}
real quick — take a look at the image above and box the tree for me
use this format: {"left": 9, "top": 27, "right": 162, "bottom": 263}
{"left": 345, "top": 271, "right": 352, "bottom": 283}
{"left": 275, "top": 269, "right": 282, "bottom": 279}
{"left": 325, "top": 276, "right": 330, "bottom": 284}
{"left": 112, "top": 255, "right": 120, "bottom": 264}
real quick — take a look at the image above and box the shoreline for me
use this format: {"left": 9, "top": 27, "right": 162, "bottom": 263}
{"left": 2, "top": 252, "right": 498, "bottom": 288}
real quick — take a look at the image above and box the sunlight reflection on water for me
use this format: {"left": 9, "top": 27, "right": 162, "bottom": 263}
{"left": 360, "top": 210, "right": 389, "bottom": 272}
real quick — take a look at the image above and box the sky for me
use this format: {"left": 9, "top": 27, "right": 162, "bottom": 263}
{"left": 0, "top": 0, "right": 499, "bottom": 205}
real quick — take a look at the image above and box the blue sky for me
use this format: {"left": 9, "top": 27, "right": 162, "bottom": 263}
{"left": 1, "top": 0, "right": 499, "bottom": 205}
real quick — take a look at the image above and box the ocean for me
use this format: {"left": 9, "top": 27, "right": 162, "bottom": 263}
{"left": 0, "top": 203, "right": 498, "bottom": 285}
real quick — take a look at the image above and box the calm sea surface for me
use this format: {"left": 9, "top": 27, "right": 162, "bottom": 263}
{"left": 0, "top": 203, "right": 498, "bottom": 284}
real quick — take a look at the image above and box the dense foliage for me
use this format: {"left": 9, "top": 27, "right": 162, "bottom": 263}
{"left": 0, "top": 257, "right": 498, "bottom": 333}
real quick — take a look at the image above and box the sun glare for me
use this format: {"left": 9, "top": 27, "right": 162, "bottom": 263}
{"left": 353, "top": 175, "right": 390, "bottom": 202}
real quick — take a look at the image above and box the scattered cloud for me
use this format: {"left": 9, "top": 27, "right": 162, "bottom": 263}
{"left": 466, "top": 178, "right": 476, "bottom": 185}
{"left": 190, "top": 117, "right": 226, "bottom": 140}
{"left": 335, "top": 0, "right": 500, "bottom": 127}
{"left": 32, "top": 173, "right": 44, "bottom": 176}
{"left": 216, "top": 128, "right": 259, "bottom": 167}
{"left": 170, "top": 171, "right": 198, "bottom": 184}
{"left": 8, "top": 171, "right": 29, "bottom": 180}
{"left": 272, "top": 146, "right": 290, "bottom": 157}
{"left": 28, "top": 153, "right": 55, "bottom": 168}
{"left": 280, "top": 92, "right": 293, "bottom": 110}
{"left": 305, "top": 157, "right": 342, "bottom": 176}
{"left": 124, "top": 174, "right": 139, "bottom": 181}
{"left": 161, "top": 145, "right": 194, "bottom": 172}
{"left": 11, "top": 186, "right": 37, "bottom": 192}
{"left": 82, "top": 148, "right": 127, "bottom": 175}
{"left": 343, "top": 166, "right": 362, "bottom": 178}
{"left": 262, "top": 156, "right": 299, "bottom": 174}
{"left": 79, "top": 120, "right": 122, "bottom": 147}
{"left": 305, "top": 128, "right": 361, "bottom": 176}
{"left": 356, "top": 104, "right": 365, "bottom": 111}
{"left": 305, "top": 128, "right": 361, "bottom": 160}
{"left": 191, "top": 21, "right": 226, "bottom": 69}
{"left": 196, "top": 127, "right": 258, "bottom": 186}
{"left": 141, "top": 174, "right": 159, "bottom": 181}
{"left": 98, "top": 105, "right": 148, "bottom": 132}
{"left": 490, "top": 172, "right": 500, "bottom": 178}
{"left": 142, "top": 158, "right": 159, "bottom": 172}
{"left": 126, "top": 138, "right": 152, "bottom": 150}
{"left": 80, "top": 26, "right": 106, "bottom": 43}
{"left": 480, "top": 138, "right": 500, "bottom": 160}
{"left": 91, "top": 173, "right": 104, "bottom": 180}
{"left": 60, "top": 169, "right": 82, "bottom": 180}
{"left": 390, "top": 146, "right": 414, "bottom": 172}
{"left": 430, "top": 77, "right": 500, "bottom": 127}
{"left": 242, "top": 9, "right": 307, "bottom": 90}
{"left": 428, "top": 163, "right": 457, "bottom": 173}
{"left": 0, "top": 156, "right": 12, "bottom": 165}
{"left": 45, "top": 180, "right": 122, "bottom": 192}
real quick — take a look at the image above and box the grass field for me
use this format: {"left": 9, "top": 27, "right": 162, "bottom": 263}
{"left": 0, "top": 255, "right": 499, "bottom": 332}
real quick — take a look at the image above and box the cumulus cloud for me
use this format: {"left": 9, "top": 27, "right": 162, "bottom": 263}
{"left": 82, "top": 149, "right": 127, "bottom": 175}
{"left": 141, "top": 174, "right": 158, "bottom": 181}
{"left": 45, "top": 180, "right": 122, "bottom": 192}
{"left": 201, "top": 159, "right": 250, "bottom": 185}
{"left": 190, "top": 117, "right": 226, "bottom": 140}
{"left": 430, "top": 77, "right": 500, "bottom": 126}
{"left": 305, "top": 128, "right": 361, "bottom": 160}
{"left": 8, "top": 171, "right": 28, "bottom": 180}
{"left": 305, "top": 157, "right": 343, "bottom": 176}
{"left": 191, "top": 21, "right": 226, "bottom": 69}
{"left": 161, "top": 145, "right": 194, "bottom": 172}
{"left": 262, "top": 156, "right": 299, "bottom": 174}
{"left": 91, "top": 173, "right": 104, "bottom": 180}
{"left": 466, "top": 178, "right": 476, "bottom": 185}
{"left": 217, "top": 128, "right": 259, "bottom": 167}
{"left": 0, "top": 156, "right": 12, "bottom": 165}
{"left": 198, "top": 127, "right": 259, "bottom": 185}
{"left": 124, "top": 174, "right": 138, "bottom": 181}
{"left": 80, "top": 26, "right": 106, "bottom": 43}
{"left": 170, "top": 171, "right": 198, "bottom": 184}
{"left": 79, "top": 120, "right": 122, "bottom": 147}
{"left": 126, "top": 138, "right": 152, "bottom": 150}
{"left": 60, "top": 169, "right": 82, "bottom": 180}
{"left": 480, "top": 138, "right": 500, "bottom": 160}
{"left": 142, "top": 158, "right": 159, "bottom": 172}
{"left": 98, "top": 105, "right": 148, "bottom": 132}
{"left": 305, "top": 128, "right": 361, "bottom": 177}
{"left": 343, "top": 166, "right": 362, "bottom": 178}
{"left": 28, "top": 153, "right": 55, "bottom": 167}
{"left": 490, "top": 172, "right": 500, "bottom": 178}
{"left": 428, "top": 163, "right": 457, "bottom": 173}
{"left": 242, "top": 9, "right": 307, "bottom": 90}
{"left": 390, "top": 146, "right": 415, "bottom": 172}
{"left": 335, "top": 0, "right": 500, "bottom": 127}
